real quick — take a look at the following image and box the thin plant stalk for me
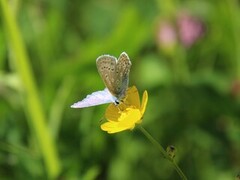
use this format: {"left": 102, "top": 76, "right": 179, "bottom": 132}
{"left": 138, "top": 126, "right": 187, "bottom": 180}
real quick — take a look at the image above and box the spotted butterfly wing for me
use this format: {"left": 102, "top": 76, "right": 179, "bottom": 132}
{"left": 96, "top": 55, "right": 117, "bottom": 96}
{"left": 96, "top": 52, "right": 131, "bottom": 101}
{"left": 114, "top": 52, "right": 131, "bottom": 99}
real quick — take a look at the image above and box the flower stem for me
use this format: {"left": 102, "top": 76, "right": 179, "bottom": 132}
{"left": 138, "top": 126, "right": 187, "bottom": 180}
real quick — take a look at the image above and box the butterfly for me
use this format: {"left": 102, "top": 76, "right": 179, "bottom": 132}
{"left": 71, "top": 52, "right": 131, "bottom": 108}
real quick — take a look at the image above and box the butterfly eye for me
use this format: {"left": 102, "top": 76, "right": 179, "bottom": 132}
{"left": 115, "top": 100, "right": 120, "bottom": 105}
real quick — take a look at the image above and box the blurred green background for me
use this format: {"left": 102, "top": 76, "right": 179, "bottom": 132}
{"left": 1, "top": 0, "right": 240, "bottom": 179}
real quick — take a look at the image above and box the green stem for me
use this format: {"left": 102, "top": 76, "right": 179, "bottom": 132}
{"left": 138, "top": 126, "right": 187, "bottom": 180}
{"left": 0, "top": 0, "right": 61, "bottom": 178}
{"left": 172, "top": 46, "right": 190, "bottom": 84}
{"left": 49, "top": 76, "right": 75, "bottom": 139}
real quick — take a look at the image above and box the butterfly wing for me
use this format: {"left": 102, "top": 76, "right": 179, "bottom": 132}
{"left": 114, "top": 52, "right": 131, "bottom": 99}
{"left": 71, "top": 88, "right": 116, "bottom": 108}
{"left": 96, "top": 55, "right": 117, "bottom": 96}
{"left": 96, "top": 52, "right": 131, "bottom": 100}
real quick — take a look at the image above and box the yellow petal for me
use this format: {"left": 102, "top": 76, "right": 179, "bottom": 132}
{"left": 125, "top": 86, "right": 140, "bottom": 108}
{"left": 140, "top": 91, "right": 148, "bottom": 115}
{"left": 105, "top": 104, "right": 120, "bottom": 121}
{"left": 105, "top": 86, "right": 141, "bottom": 121}
{"left": 118, "top": 108, "right": 142, "bottom": 126}
{"left": 101, "top": 108, "right": 142, "bottom": 133}
{"left": 100, "top": 121, "right": 125, "bottom": 133}
{"left": 102, "top": 86, "right": 148, "bottom": 134}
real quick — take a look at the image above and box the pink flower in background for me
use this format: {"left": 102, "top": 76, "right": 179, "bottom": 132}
{"left": 157, "top": 21, "right": 177, "bottom": 48}
{"left": 177, "top": 13, "right": 205, "bottom": 47}
{"left": 156, "top": 12, "right": 205, "bottom": 50}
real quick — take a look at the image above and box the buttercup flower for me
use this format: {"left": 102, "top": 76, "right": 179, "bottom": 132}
{"left": 101, "top": 86, "right": 148, "bottom": 133}
{"left": 100, "top": 87, "right": 186, "bottom": 179}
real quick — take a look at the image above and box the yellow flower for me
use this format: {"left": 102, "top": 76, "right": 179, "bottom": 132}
{"left": 101, "top": 86, "right": 148, "bottom": 133}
